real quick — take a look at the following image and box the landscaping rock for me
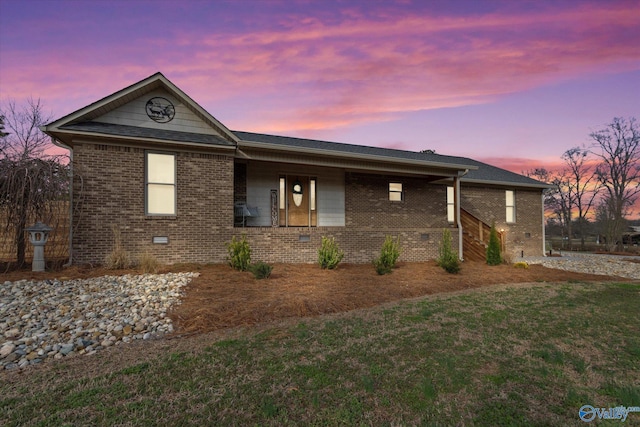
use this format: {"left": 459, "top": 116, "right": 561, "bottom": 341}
{"left": 0, "top": 272, "right": 198, "bottom": 370}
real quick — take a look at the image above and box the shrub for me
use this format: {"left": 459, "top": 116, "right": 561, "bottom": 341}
{"left": 105, "top": 226, "right": 130, "bottom": 269}
{"left": 139, "top": 252, "right": 159, "bottom": 274}
{"left": 249, "top": 261, "right": 273, "bottom": 279}
{"left": 226, "top": 235, "right": 251, "bottom": 271}
{"left": 373, "top": 235, "right": 401, "bottom": 275}
{"left": 318, "top": 236, "right": 344, "bottom": 269}
{"left": 436, "top": 228, "right": 460, "bottom": 274}
{"left": 513, "top": 261, "right": 529, "bottom": 269}
{"left": 486, "top": 223, "right": 502, "bottom": 266}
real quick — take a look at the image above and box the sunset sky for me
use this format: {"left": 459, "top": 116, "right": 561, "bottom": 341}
{"left": 1, "top": 0, "right": 639, "bottom": 175}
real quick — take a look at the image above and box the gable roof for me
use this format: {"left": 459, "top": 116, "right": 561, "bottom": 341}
{"left": 41, "top": 72, "right": 238, "bottom": 148}
{"left": 42, "top": 73, "right": 550, "bottom": 189}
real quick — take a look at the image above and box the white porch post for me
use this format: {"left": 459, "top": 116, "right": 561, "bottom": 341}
{"left": 455, "top": 176, "right": 463, "bottom": 261}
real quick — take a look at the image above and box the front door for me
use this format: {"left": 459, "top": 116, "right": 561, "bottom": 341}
{"left": 287, "top": 176, "right": 309, "bottom": 226}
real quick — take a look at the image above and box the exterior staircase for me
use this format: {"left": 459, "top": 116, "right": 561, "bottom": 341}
{"left": 460, "top": 208, "right": 503, "bottom": 262}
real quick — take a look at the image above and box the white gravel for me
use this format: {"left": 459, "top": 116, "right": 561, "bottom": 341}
{"left": 1, "top": 272, "right": 198, "bottom": 370}
{"left": 522, "top": 253, "right": 640, "bottom": 280}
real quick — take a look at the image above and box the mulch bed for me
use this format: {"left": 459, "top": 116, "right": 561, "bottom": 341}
{"left": 167, "top": 261, "right": 624, "bottom": 334}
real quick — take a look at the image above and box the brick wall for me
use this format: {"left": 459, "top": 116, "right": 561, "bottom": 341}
{"left": 72, "top": 142, "right": 234, "bottom": 265}
{"left": 71, "top": 144, "right": 541, "bottom": 265}
{"left": 235, "top": 226, "right": 453, "bottom": 264}
{"left": 460, "top": 184, "right": 545, "bottom": 259}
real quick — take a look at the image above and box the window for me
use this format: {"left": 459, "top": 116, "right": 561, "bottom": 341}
{"left": 447, "top": 186, "right": 455, "bottom": 223}
{"left": 146, "top": 152, "right": 176, "bottom": 215}
{"left": 279, "top": 177, "right": 286, "bottom": 210}
{"left": 389, "top": 182, "right": 403, "bottom": 201}
{"left": 506, "top": 190, "right": 515, "bottom": 223}
{"left": 310, "top": 178, "right": 316, "bottom": 211}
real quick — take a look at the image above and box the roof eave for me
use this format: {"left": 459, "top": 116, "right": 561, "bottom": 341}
{"left": 237, "top": 139, "right": 478, "bottom": 172}
{"left": 42, "top": 128, "right": 236, "bottom": 151}
{"left": 462, "top": 177, "right": 553, "bottom": 189}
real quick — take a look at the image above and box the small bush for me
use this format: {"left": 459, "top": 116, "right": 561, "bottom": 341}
{"left": 373, "top": 235, "right": 401, "bottom": 275}
{"left": 226, "top": 235, "right": 251, "bottom": 271}
{"left": 105, "top": 226, "right": 130, "bottom": 269}
{"left": 139, "top": 252, "right": 159, "bottom": 274}
{"left": 513, "top": 261, "right": 529, "bottom": 269}
{"left": 318, "top": 236, "right": 344, "bottom": 269}
{"left": 486, "top": 223, "right": 502, "bottom": 266}
{"left": 249, "top": 261, "right": 273, "bottom": 279}
{"left": 436, "top": 228, "right": 460, "bottom": 274}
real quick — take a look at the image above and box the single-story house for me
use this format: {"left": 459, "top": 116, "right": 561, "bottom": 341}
{"left": 41, "top": 72, "right": 550, "bottom": 265}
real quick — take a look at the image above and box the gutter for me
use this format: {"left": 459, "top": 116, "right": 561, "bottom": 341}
{"left": 50, "top": 136, "right": 74, "bottom": 267}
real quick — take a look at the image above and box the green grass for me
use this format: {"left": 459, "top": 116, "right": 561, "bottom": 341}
{"left": 2, "top": 282, "right": 639, "bottom": 426}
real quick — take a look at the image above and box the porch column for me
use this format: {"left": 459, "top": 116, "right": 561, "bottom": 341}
{"left": 455, "top": 176, "right": 463, "bottom": 261}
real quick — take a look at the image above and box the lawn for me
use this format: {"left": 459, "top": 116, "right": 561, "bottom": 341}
{"left": 2, "top": 281, "right": 639, "bottom": 426}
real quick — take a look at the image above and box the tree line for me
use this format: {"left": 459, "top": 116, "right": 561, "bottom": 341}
{"left": 526, "top": 117, "right": 640, "bottom": 251}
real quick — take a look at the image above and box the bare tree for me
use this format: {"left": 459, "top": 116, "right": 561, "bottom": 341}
{"left": 524, "top": 167, "right": 573, "bottom": 247}
{"left": 0, "top": 99, "right": 70, "bottom": 268}
{"left": 590, "top": 117, "right": 640, "bottom": 251}
{"left": 561, "top": 147, "right": 601, "bottom": 250}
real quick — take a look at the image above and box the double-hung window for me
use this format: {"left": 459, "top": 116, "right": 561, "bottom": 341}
{"left": 447, "top": 186, "right": 455, "bottom": 223}
{"left": 146, "top": 152, "right": 176, "bottom": 215}
{"left": 506, "top": 190, "right": 515, "bottom": 223}
{"left": 389, "top": 182, "right": 403, "bottom": 201}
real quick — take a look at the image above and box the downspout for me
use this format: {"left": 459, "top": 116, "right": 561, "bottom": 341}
{"left": 456, "top": 170, "right": 469, "bottom": 261}
{"left": 51, "top": 137, "right": 73, "bottom": 267}
{"left": 541, "top": 191, "right": 546, "bottom": 256}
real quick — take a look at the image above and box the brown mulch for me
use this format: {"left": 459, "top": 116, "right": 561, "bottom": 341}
{"left": 2, "top": 261, "right": 630, "bottom": 336}
{"left": 169, "top": 261, "right": 627, "bottom": 334}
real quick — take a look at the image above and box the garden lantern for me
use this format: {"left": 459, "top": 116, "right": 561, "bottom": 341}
{"left": 26, "top": 222, "right": 52, "bottom": 272}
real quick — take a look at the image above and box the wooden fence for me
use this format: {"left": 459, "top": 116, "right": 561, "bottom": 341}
{"left": 0, "top": 201, "right": 70, "bottom": 263}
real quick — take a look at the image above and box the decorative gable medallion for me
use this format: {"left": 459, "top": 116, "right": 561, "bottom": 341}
{"left": 145, "top": 97, "right": 175, "bottom": 123}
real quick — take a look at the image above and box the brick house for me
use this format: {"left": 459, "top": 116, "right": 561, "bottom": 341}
{"left": 41, "top": 73, "right": 550, "bottom": 265}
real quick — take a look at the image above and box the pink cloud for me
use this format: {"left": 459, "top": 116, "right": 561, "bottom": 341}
{"left": 2, "top": 1, "right": 638, "bottom": 136}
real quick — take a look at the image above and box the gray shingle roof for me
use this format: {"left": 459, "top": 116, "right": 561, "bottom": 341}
{"left": 233, "top": 130, "right": 550, "bottom": 188}
{"left": 460, "top": 158, "right": 550, "bottom": 188}
{"left": 234, "top": 130, "right": 475, "bottom": 167}
{"left": 62, "top": 122, "right": 234, "bottom": 147}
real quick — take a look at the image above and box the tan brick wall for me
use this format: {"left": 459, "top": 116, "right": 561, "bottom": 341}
{"left": 72, "top": 142, "right": 234, "bottom": 265}
{"left": 460, "top": 184, "right": 545, "bottom": 259}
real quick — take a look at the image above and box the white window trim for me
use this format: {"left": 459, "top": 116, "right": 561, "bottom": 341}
{"left": 447, "top": 186, "right": 455, "bottom": 223}
{"left": 389, "top": 182, "right": 403, "bottom": 201}
{"left": 146, "top": 151, "right": 177, "bottom": 216}
{"left": 506, "top": 190, "right": 515, "bottom": 223}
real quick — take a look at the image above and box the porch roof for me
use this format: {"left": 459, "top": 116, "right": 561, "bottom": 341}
{"left": 234, "top": 130, "right": 551, "bottom": 189}
{"left": 234, "top": 130, "right": 477, "bottom": 175}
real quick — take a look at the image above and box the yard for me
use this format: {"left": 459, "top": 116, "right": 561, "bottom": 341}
{"left": 2, "top": 261, "right": 639, "bottom": 425}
